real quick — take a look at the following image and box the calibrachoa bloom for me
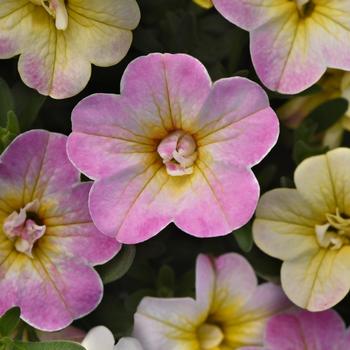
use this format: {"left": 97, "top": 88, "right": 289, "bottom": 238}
{"left": 242, "top": 310, "right": 350, "bottom": 350}
{"left": 279, "top": 70, "right": 350, "bottom": 148}
{"left": 212, "top": 0, "right": 350, "bottom": 94}
{"left": 253, "top": 148, "right": 350, "bottom": 311}
{"left": 0, "top": 1, "right": 140, "bottom": 99}
{"left": 82, "top": 326, "right": 143, "bottom": 350}
{"left": 67, "top": 53, "right": 279, "bottom": 244}
{"left": 193, "top": 0, "right": 213, "bottom": 9}
{"left": 133, "top": 253, "right": 290, "bottom": 349}
{"left": 0, "top": 130, "right": 120, "bottom": 331}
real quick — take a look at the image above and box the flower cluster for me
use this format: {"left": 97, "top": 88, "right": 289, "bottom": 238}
{"left": 0, "top": 0, "right": 350, "bottom": 349}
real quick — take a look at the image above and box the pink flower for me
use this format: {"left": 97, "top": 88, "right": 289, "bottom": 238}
{"left": 242, "top": 309, "right": 350, "bottom": 350}
{"left": 67, "top": 53, "right": 279, "bottom": 244}
{"left": 133, "top": 253, "right": 290, "bottom": 349}
{"left": 0, "top": 130, "right": 120, "bottom": 331}
{"left": 212, "top": 0, "right": 350, "bottom": 94}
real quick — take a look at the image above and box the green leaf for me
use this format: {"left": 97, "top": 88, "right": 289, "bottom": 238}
{"left": 156, "top": 265, "right": 175, "bottom": 297}
{"left": 0, "top": 307, "right": 20, "bottom": 337}
{"left": 233, "top": 224, "right": 253, "bottom": 253}
{"left": 293, "top": 140, "right": 328, "bottom": 165}
{"left": 308, "top": 97, "right": 348, "bottom": 132}
{"left": 97, "top": 245, "right": 136, "bottom": 285}
{"left": 13, "top": 341, "right": 84, "bottom": 350}
{"left": 12, "top": 83, "right": 46, "bottom": 130}
{"left": 0, "top": 111, "right": 20, "bottom": 153}
{"left": 0, "top": 78, "right": 14, "bottom": 127}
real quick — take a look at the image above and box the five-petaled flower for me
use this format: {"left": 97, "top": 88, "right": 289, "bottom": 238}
{"left": 133, "top": 253, "right": 290, "bottom": 350}
{"left": 0, "top": 0, "right": 140, "bottom": 99}
{"left": 0, "top": 130, "right": 120, "bottom": 331}
{"left": 242, "top": 309, "right": 350, "bottom": 350}
{"left": 67, "top": 53, "right": 279, "bottom": 244}
{"left": 253, "top": 148, "right": 350, "bottom": 311}
{"left": 212, "top": 0, "right": 350, "bottom": 94}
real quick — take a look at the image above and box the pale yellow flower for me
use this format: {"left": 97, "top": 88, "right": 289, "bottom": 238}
{"left": 0, "top": 1, "right": 140, "bottom": 99}
{"left": 253, "top": 148, "right": 350, "bottom": 311}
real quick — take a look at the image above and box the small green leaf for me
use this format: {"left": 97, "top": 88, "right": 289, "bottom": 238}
{"left": 13, "top": 341, "right": 85, "bottom": 350}
{"left": 156, "top": 265, "right": 175, "bottom": 297}
{"left": 0, "top": 307, "right": 20, "bottom": 337}
{"left": 293, "top": 140, "right": 328, "bottom": 165}
{"left": 97, "top": 245, "right": 136, "bottom": 285}
{"left": 0, "top": 78, "right": 14, "bottom": 127}
{"left": 233, "top": 224, "right": 253, "bottom": 253}
{"left": 308, "top": 97, "right": 348, "bottom": 132}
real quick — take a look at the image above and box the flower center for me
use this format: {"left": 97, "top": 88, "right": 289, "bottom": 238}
{"left": 30, "top": 0, "right": 68, "bottom": 30}
{"left": 315, "top": 209, "right": 350, "bottom": 250}
{"left": 197, "top": 323, "right": 224, "bottom": 349}
{"left": 157, "top": 130, "right": 198, "bottom": 177}
{"left": 3, "top": 199, "right": 46, "bottom": 258}
{"left": 294, "top": 0, "right": 315, "bottom": 17}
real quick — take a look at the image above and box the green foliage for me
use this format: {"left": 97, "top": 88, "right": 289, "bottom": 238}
{"left": 97, "top": 245, "right": 136, "bottom": 285}
{"left": 12, "top": 342, "right": 85, "bottom": 350}
{"left": 0, "top": 308, "right": 20, "bottom": 337}
{"left": 233, "top": 224, "right": 253, "bottom": 253}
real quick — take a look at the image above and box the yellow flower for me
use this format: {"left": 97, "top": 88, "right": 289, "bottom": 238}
{"left": 0, "top": 0, "right": 140, "bottom": 99}
{"left": 193, "top": 0, "right": 213, "bottom": 9}
{"left": 253, "top": 148, "right": 350, "bottom": 311}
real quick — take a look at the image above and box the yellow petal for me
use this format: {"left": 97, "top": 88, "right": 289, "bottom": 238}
{"left": 193, "top": 0, "right": 213, "bottom": 9}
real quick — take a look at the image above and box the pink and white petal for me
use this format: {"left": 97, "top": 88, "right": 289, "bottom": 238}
{"left": 294, "top": 149, "right": 350, "bottom": 215}
{"left": 175, "top": 161, "right": 259, "bottom": 237}
{"left": 196, "top": 254, "right": 258, "bottom": 320}
{"left": 195, "top": 254, "right": 216, "bottom": 313}
{"left": 1, "top": 130, "right": 78, "bottom": 205}
{"left": 251, "top": 11, "right": 326, "bottom": 94}
{"left": 212, "top": 0, "right": 292, "bottom": 31}
{"left": 68, "top": 94, "right": 156, "bottom": 180}
{"left": 292, "top": 310, "right": 346, "bottom": 350}
{"left": 133, "top": 297, "right": 203, "bottom": 350}
{"left": 253, "top": 189, "right": 321, "bottom": 261}
{"left": 89, "top": 163, "right": 178, "bottom": 243}
{"left": 68, "top": 0, "right": 140, "bottom": 66}
{"left": 262, "top": 314, "right": 306, "bottom": 349}
{"left": 18, "top": 9, "right": 91, "bottom": 99}
{"left": 114, "top": 338, "right": 143, "bottom": 350}
{"left": 121, "top": 53, "right": 212, "bottom": 132}
{"left": 0, "top": 253, "right": 103, "bottom": 331}
{"left": 281, "top": 246, "right": 350, "bottom": 311}
{"left": 0, "top": 1, "right": 33, "bottom": 58}
{"left": 81, "top": 326, "right": 115, "bottom": 350}
{"left": 224, "top": 283, "right": 290, "bottom": 347}
{"left": 41, "top": 183, "right": 120, "bottom": 265}
{"left": 196, "top": 78, "right": 279, "bottom": 167}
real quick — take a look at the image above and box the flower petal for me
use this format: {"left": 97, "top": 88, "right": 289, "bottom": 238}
{"left": 41, "top": 182, "right": 120, "bottom": 265}
{"left": 195, "top": 254, "right": 258, "bottom": 317}
{"left": 195, "top": 77, "right": 279, "bottom": 167}
{"left": 121, "top": 53, "right": 212, "bottom": 132}
{"left": 133, "top": 297, "right": 203, "bottom": 350}
{"left": 250, "top": 10, "right": 326, "bottom": 94}
{"left": 281, "top": 247, "right": 350, "bottom": 311}
{"left": 0, "top": 130, "right": 78, "bottom": 206}
{"left": 294, "top": 148, "right": 350, "bottom": 215}
{"left": 82, "top": 326, "right": 115, "bottom": 350}
{"left": 0, "top": 253, "right": 103, "bottom": 331}
{"left": 68, "top": 0, "right": 140, "bottom": 66}
{"left": 175, "top": 161, "right": 259, "bottom": 237}
{"left": 89, "top": 164, "right": 177, "bottom": 243}
{"left": 114, "top": 338, "right": 143, "bottom": 350}
{"left": 264, "top": 310, "right": 346, "bottom": 350}
{"left": 212, "top": 0, "right": 291, "bottom": 31}
{"left": 253, "top": 188, "right": 321, "bottom": 261}
{"left": 68, "top": 94, "right": 157, "bottom": 180}
{"left": 224, "top": 283, "right": 290, "bottom": 347}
